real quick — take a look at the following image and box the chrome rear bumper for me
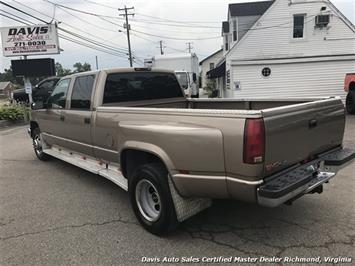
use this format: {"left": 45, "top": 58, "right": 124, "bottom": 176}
{"left": 257, "top": 148, "right": 355, "bottom": 207}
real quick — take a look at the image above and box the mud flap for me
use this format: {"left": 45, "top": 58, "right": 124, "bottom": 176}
{"left": 168, "top": 176, "right": 212, "bottom": 222}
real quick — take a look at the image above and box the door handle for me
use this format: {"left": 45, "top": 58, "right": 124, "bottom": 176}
{"left": 84, "top": 117, "right": 91, "bottom": 124}
{"left": 60, "top": 115, "right": 65, "bottom": 121}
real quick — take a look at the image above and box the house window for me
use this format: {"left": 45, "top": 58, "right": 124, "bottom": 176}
{"left": 225, "top": 35, "right": 229, "bottom": 51}
{"left": 262, "top": 67, "right": 271, "bottom": 77}
{"left": 293, "top": 14, "right": 305, "bottom": 38}
{"left": 209, "top": 63, "right": 215, "bottom": 70}
{"left": 232, "top": 19, "right": 237, "bottom": 41}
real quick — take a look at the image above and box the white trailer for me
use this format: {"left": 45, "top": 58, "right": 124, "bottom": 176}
{"left": 145, "top": 53, "right": 199, "bottom": 96}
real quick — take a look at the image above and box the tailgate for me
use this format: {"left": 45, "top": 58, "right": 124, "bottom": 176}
{"left": 262, "top": 98, "right": 345, "bottom": 176}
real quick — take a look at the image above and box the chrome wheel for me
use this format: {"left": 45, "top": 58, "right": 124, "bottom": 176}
{"left": 33, "top": 133, "right": 43, "bottom": 155}
{"left": 135, "top": 179, "right": 161, "bottom": 222}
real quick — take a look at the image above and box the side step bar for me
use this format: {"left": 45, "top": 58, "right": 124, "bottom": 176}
{"left": 43, "top": 146, "right": 128, "bottom": 191}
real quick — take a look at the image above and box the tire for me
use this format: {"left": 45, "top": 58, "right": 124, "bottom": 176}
{"left": 346, "top": 91, "right": 355, "bottom": 114}
{"left": 32, "top": 128, "right": 50, "bottom": 161}
{"left": 129, "top": 162, "right": 178, "bottom": 235}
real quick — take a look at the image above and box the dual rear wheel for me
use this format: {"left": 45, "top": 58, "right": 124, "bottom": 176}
{"left": 129, "top": 162, "right": 178, "bottom": 235}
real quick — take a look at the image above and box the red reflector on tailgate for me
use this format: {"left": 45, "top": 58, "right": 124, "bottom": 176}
{"left": 243, "top": 118, "right": 265, "bottom": 164}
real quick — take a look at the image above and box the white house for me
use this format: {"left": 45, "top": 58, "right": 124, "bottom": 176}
{"left": 213, "top": 0, "right": 355, "bottom": 99}
{"left": 199, "top": 49, "right": 223, "bottom": 88}
{"left": 207, "top": 0, "right": 275, "bottom": 97}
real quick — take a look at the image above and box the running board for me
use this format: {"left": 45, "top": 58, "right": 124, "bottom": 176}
{"left": 43, "top": 146, "right": 128, "bottom": 191}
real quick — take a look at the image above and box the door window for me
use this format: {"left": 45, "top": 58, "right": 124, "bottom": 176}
{"left": 47, "top": 79, "right": 71, "bottom": 109}
{"left": 70, "top": 75, "right": 95, "bottom": 110}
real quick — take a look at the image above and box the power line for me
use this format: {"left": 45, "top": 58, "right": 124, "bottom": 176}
{"left": 0, "top": 10, "right": 32, "bottom": 24}
{"left": 0, "top": 0, "right": 48, "bottom": 23}
{"left": 0, "top": 8, "right": 34, "bottom": 24}
{"left": 45, "top": 1, "right": 221, "bottom": 29}
{"left": 0, "top": 12, "right": 126, "bottom": 58}
{"left": 131, "top": 28, "right": 220, "bottom": 41}
{"left": 43, "top": 0, "right": 120, "bottom": 19}
{"left": 83, "top": 0, "right": 221, "bottom": 25}
{"left": 10, "top": 0, "right": 129, "bottom": 53}
{"left": 58, "top": 34, "right": 129, "bottom": 58}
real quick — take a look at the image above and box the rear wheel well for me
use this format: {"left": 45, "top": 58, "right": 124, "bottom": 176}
{"left": 120, "top": 149, "right": 166, "bottom": 179}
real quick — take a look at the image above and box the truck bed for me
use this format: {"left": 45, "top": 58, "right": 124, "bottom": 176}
{"left": 102, "top": 97, "right": 330, "bottom": 110}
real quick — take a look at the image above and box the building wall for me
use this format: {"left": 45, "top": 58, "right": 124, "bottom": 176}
{"left": 228, "top": 0, "right": 355, "bottom": 61}
{"left": 223, "top": 13, "right": 262, "bottom": 55}
{"left": 200, "top": 50, "right": 223, "bottom": 88}
{"left": 225, "top": 0, "right": 355, "bottom": 99}
{"left": 230, "top": 59, "right": 354, "bottom": 100}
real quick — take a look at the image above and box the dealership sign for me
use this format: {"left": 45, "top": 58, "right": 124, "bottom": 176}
{"left": 0, "top": 24, "right": 60, "bottom": 57}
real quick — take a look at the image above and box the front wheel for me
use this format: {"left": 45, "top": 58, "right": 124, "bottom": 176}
{"left": 32, "top": 128, "right": 50, "bottom": 161}
{"left": 346, "top": 91, "right": 355, "bottom": 114}
{"left": 129, "top": 162, "right": 178, "bottom": 235}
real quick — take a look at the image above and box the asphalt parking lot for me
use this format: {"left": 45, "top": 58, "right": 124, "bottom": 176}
{"left": 1, "top": 116, "right": 355, "bottom": 265}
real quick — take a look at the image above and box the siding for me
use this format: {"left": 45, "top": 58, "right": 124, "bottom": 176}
{"left": 231, "top": 59, "right": 355, "bottom": 99}
{"left": 228, "top": 0, "right": 355, "bottom": 61}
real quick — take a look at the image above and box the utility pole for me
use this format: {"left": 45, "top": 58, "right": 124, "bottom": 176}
{"left": 159, "top": 40, "right": 164, "bottom": 55}
{"left": 118, "top": 6, "right": 134, "bottom": 67}
{"left": 95, "top": 55, "right": 99, "bottom": 70}
{"left": 186, "top": 42, "right": 193, "bottom": 53}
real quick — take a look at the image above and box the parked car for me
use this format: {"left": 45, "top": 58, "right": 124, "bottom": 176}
{"left": 28, "top": 67, "right": 355, "bottom": 235}
{"left": 13, "top": 77, "right": 60, "bottom": 103}
{"left": 345, "top": 73, "right": 355, "bottom": 114}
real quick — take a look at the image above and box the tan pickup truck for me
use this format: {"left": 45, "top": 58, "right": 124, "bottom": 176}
{"left": 29, "top": 68, "right": 355, "bottom": 235}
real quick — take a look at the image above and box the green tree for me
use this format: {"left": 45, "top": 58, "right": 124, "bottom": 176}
{"left": 0, "top": 67, "right": 23, "bottom": 85}
{"left": 55, "top": 62, "right": 72, "bottom": 77}
{"left": 73, "top": 62, "right": 91, "bottom": 73}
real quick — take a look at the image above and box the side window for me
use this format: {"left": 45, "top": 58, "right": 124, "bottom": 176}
{"left": 47, "top": 79, "right": 71, "bottom": 109}
{"left": 39, "top": 79, "right": 57, "bottom": 90}
{"left": 293, "top": 14, "right": 305, "bottom": 38}
{"left": 70, "top": 75, "right": 95, "bottom": 110}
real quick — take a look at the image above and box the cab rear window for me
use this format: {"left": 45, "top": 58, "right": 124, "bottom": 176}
{"left": 103, "top": 72, "right": 183, "bottom": 104}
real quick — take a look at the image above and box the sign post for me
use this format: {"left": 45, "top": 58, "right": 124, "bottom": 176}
{"left": 23, "top": 55, "right": 33, "bottom": 104}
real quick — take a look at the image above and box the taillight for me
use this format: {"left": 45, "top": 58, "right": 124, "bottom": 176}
{"left": 243, "top": 118, "right": 265, "bottom": 164}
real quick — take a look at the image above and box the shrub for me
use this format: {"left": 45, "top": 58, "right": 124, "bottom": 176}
{"left": 0, "top": 104, "right": 30, "bottom": 121}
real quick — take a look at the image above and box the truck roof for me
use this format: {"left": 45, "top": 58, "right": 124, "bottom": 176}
{"left": 61, "top": 67, "right": 176, "bottom": 79}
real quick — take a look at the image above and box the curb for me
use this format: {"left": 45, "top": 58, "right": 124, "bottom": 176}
{"left": 0, "top": 119, "right": 28, "bottom": 129}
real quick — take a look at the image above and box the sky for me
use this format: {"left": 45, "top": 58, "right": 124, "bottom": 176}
{"left": 0, "top": 0, "right": 354, "bottom": 72}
